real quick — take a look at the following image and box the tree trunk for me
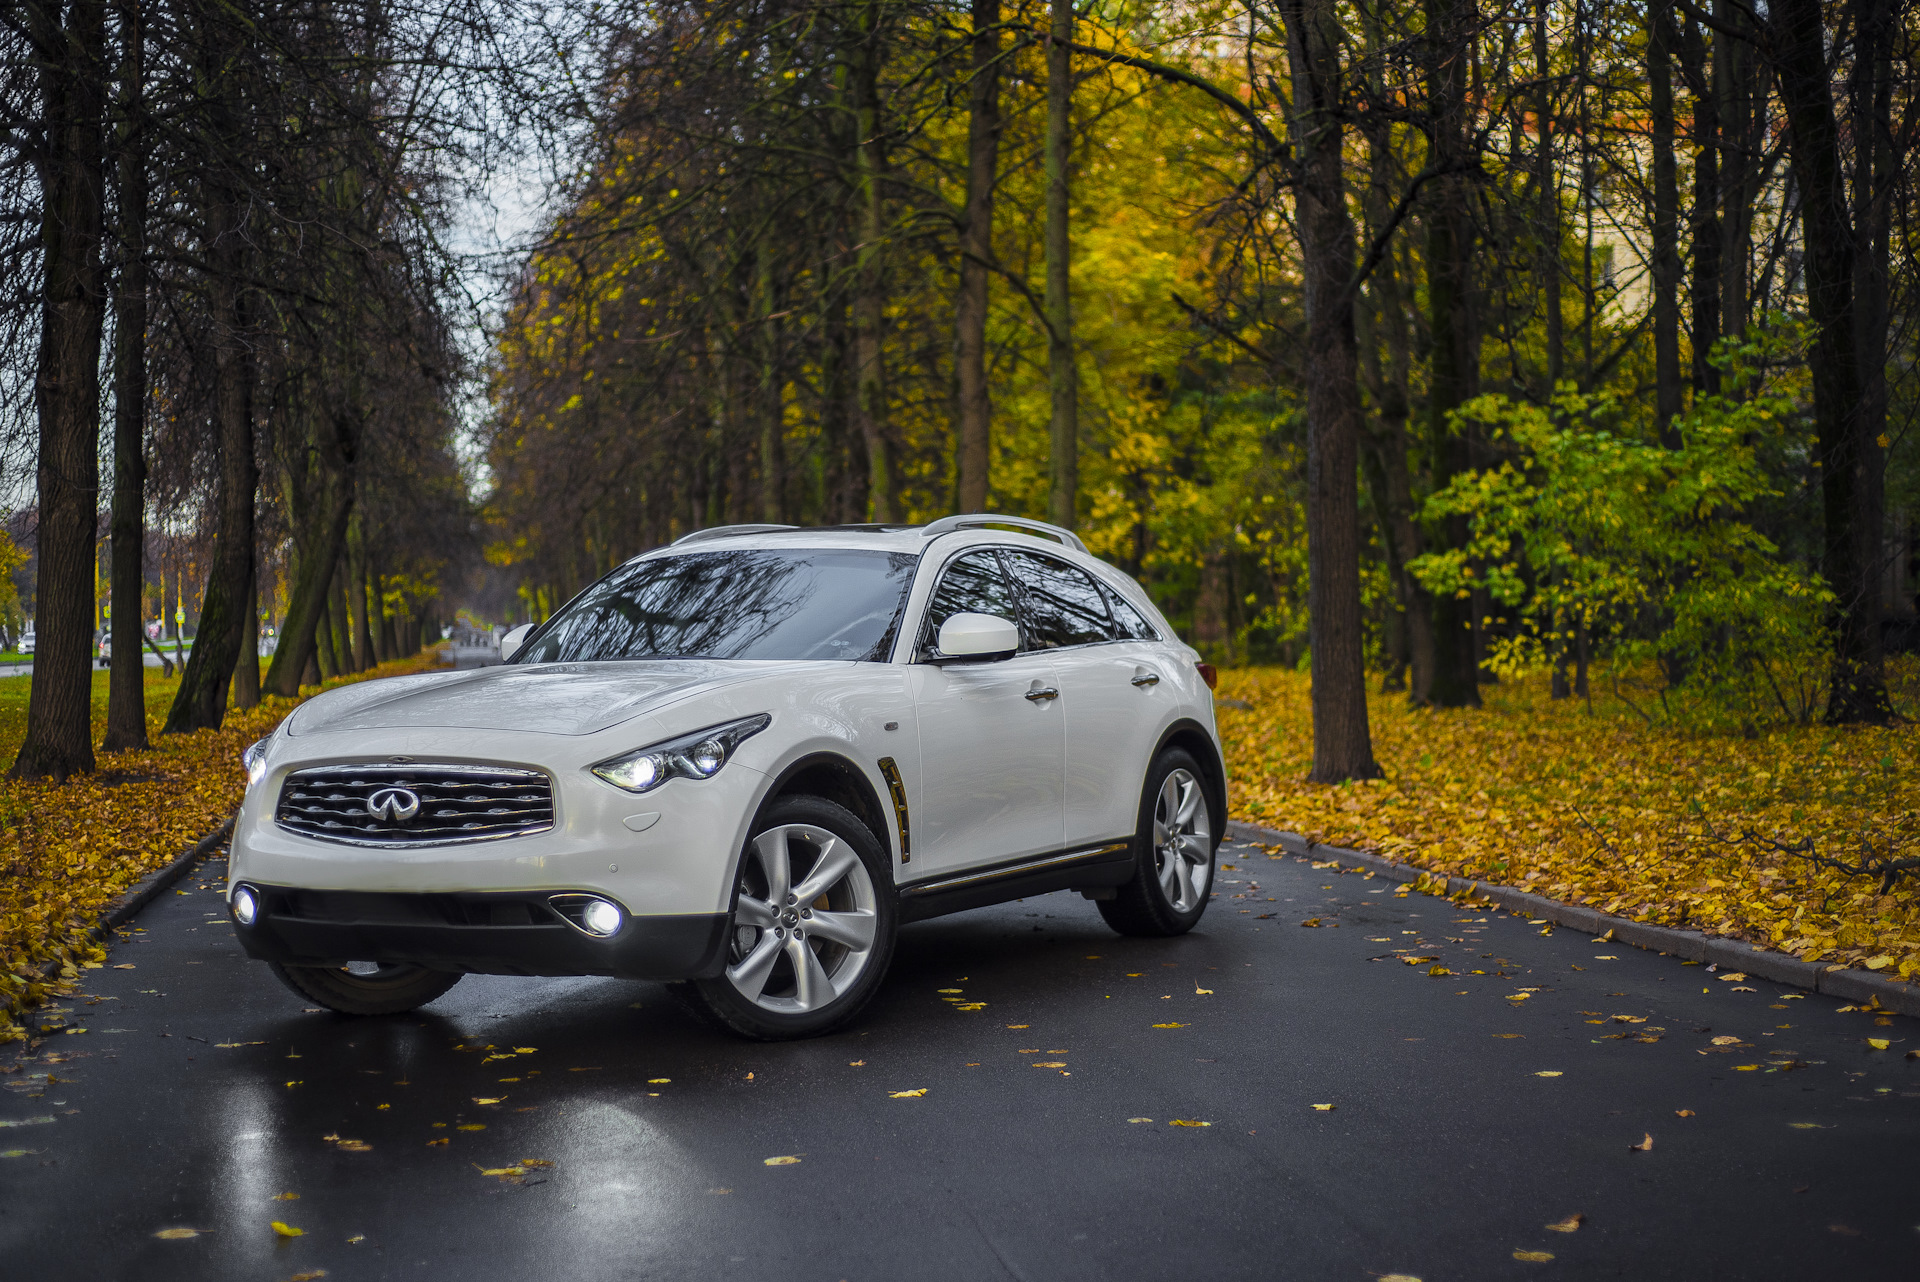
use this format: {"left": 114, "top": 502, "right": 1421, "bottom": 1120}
{"left": 1679, "top": 17, "right": 1721, "bottom": 398}
{"left": 164, "top": 210, "right": 256, "bottom": 734}
{"left": 1282, "top": 0, "right": 1382, "bottom": 783}
{"left": 347, "top": 519, "right": 372, "bottom": 671}
{"left": 12, "top": 0, "right": 109, "bottom": 781}
{"left": 1770, "top": 0, "right": 1891, "bottom": 721}
{"left": 232, "top": 562, "right": 259, "bottom": 709}
{"left": 1534, "top": 0, "right": 1563, "bottom": 390}
{"left": 261, "top": 476, "right": 351, "bottom": 697}
{"left": 1044, "top": 0, "right": 1077, "bottom": 530}
{"left": 369, "top": 558, "right": 392, "bottom": 662}
{"left": 849, "top": 4, "right": 894, "bottom": 521}
{"left": 1420, "top": 0, "right": 1479, "bottom": 709}
{"left": 955, "top": 0, "right": 1001, "bottom": 514}
{"left": 1648, "top": 2, "right": 1683, "bottom": 439}
{"left": 102, "top": 0, "right": 147, "bottom": 753}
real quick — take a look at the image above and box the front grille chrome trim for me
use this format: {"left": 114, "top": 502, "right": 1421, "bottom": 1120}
{"left": 274, "top": 763, "right": 557, "bottom": 848}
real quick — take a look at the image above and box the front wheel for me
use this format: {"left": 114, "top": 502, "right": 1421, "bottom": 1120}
{"left": 268, "top": 961, "right": 462, "bottom": 1015}
{"left": 1098, "top": 748, "right": 1218, "bottom": 937}
{"left": 674, "top": 795, "right": 897, "bottom": 1041}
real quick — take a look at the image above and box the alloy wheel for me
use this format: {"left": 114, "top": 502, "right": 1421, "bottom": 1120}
{"left": 1152, "top": 767, "right": 1212, "bottom": 912}
{"left": 726, "top": 823, "right": 879, "bottom": 1013}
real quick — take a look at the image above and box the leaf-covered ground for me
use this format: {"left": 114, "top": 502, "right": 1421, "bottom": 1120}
{"left": 1219, "top": 662, "right": 1920, "bottom": 986}
{"left": 0, "top": 655, "right": 438, "bottom": 1041}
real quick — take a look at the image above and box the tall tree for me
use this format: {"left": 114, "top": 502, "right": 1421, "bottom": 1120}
{"left": 1768, "top": 0, "right": 1892, "bottom": 722}
{"left": 1420, "top": 0, "right": 1480, "bottom": 707}
{"left": 954, "top": 0, "right": 1000, "bottom": 514}
{"left": 102, "top": 0, "right": 147, "bottom": 752}
{"left": 12, "top": 0, "right": 109, "bottom": 780}
{"left": 1044, "top": 0, "right": 1076, "bottom": 530}
{"left": 1280, "top": 0, "right": 1382, "bottom": 782}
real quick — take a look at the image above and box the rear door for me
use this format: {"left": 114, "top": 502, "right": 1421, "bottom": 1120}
{"left": 907, "top": 549, "right": 1065, "bottom": 874}
{"left": 1001, "top": 550, "right": 1166, "bottom": 847}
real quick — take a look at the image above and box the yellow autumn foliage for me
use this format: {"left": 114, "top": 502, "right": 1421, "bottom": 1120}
{"left": 1220, "top": 663, "right": 1920, "bottom": 984}
{"left": 0, "top": 654, "right": 440, "bottom": 1041}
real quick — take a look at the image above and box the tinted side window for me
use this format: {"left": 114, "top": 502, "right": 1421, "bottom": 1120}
{"left": 1105, "top": 588, "right": 1159, "bottom": 640}
{"left": 1004, "top": 550, "right": 1114, "bottom": 648}
{"left": 921, "top": 550, "right": 1021, "bottom": 653}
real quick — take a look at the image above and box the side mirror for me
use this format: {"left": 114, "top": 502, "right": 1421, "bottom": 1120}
{"left": 500, "top": 623, "right": 533, "bottom": 662}
{"left": 935, "top": 612, "right": 1019, "bottom": 662}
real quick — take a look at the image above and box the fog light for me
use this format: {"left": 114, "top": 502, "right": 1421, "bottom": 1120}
{"left": 581, "top": 898, "right": 623, "bottom": 937}
{"left": 232, "top": 885, "right": 258, "bottom": 926}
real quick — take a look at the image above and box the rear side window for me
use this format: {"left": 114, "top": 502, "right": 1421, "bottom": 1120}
{"left": 921, "top": 550, "right": 1022, "bottom": 652}
{"left": 1004, "top": 550, "right": 1114, "bottom": 649}
{"left": 1105, "top": 588, "right": 1160, "bottom": 641}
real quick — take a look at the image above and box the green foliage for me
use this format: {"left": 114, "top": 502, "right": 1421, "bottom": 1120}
{"left": 1408, "top": 325, "right": 1833, "bottom": 728}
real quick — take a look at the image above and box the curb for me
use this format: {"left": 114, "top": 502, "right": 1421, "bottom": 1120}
{"left": 100, "top": 815, "right": 236, "bottom": 935}
{"left": 1227, "top": 819, "right": 1920, "bottom": 1019}
{"left": 6, "top": 816, "right": 236, "bottom": 1042}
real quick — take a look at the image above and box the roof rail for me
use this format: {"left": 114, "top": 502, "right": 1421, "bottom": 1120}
{"left": 919, "top": 513, "right": 1087, "bottom": 554}
{"left": 671, "top": 523, "right": 798, "bottom": 546}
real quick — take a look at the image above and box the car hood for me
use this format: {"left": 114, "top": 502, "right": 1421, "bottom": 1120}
{"left": 285, "top": 660, "right": 830, "bottom": 738}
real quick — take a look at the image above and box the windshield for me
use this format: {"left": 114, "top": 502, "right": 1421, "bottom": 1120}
{"left": 515, "top": 548, "right": 919, "bottom": 664}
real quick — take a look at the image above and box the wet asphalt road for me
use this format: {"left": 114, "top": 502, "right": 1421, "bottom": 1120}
{"left": 2, "top": 838, "right": 1916, "bottom": 1281}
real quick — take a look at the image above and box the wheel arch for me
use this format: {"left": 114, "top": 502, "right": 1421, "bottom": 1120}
{"left": 1151, "top": 718, "right": 1228, "bottom": 835}
{"left": 757, "top": 752, "right": 897, "bottom": 863}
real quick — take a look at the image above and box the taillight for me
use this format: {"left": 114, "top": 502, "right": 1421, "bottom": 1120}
{"left": 1196, "top": 662, "right": 1218, "bottom": 690}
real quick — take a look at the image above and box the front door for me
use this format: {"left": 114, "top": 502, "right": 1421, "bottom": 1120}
{"left": 907, "top": 548, "right": 1064, "bottom": 875}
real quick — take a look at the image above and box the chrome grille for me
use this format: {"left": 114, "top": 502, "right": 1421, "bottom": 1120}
{"left": 274, "top": 764, "right": 554, "bottom": 846}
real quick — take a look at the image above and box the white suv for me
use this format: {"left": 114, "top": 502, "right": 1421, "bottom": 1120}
{"left": 227, "top": 517, "right": 1225, "bottom": 1039}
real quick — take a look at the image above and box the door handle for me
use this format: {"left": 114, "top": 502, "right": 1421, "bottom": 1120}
{"left": 1130, "top": 672, "right": 1161, "bottom": 687}
{"left": 1024, "top": 686, "right": 1060, "bottom": 702}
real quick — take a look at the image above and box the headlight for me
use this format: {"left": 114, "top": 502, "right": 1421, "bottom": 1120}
{"left": 242, "top": 737, "right": 271, "bottom": 787}
{"left": 590, "top": 714, "right": 771, "bottom": 794}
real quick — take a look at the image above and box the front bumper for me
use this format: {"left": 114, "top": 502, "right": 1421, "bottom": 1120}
{"left": 231, "top": 886, "right": 729, "bottom": 980}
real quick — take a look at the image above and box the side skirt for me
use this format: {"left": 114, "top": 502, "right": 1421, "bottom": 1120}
{"left": 897, "top": 841, "right": 1134, "bottom": 923}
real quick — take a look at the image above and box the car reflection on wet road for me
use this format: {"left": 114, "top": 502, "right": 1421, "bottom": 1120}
{"left": 2, "top": 840, "right": 1915, "bottom": 1280}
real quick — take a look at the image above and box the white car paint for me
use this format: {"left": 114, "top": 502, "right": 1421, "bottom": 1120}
{"left": 227, "top": 520, "right": 1222, "bottom": 980}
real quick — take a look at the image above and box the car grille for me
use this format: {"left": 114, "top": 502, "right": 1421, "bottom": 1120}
{"left": 274, "top": 764, "right": 554, "bottom": 846}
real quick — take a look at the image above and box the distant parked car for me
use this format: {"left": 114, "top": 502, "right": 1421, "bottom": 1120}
{"left": 96, "top": 635, "right": 111, "bottom": 668}
{"left": 18, "top": 629, "right": 33, "bottom": 656}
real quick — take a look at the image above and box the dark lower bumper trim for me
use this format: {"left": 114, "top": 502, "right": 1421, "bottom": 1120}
{"left": 231, "top": 886, "right": 728, "bottom": 980}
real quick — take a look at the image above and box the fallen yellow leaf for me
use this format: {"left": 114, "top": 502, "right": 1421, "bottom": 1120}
{"left": 888, "top": 1089, "right": 928, "bottom": 1098}
{"left": 1675, "top": 1109, "right": 1695, "bottom": 1117}
{"left": 1031, "top": 1062, "right": 1067, "bottom": 1069}
{"left": 1514, "top": 1250, "right": 1555, "bottom": 1262}
{"left": 763, "top": 1155, "right": 801, "bottom": 1165}
{"left": 648, "top": 1078, "right": 670, "bottom": 1084}
{"left": 270, "top": 1220, "right": 304, "bottom": 1238}
{"left": 1167, "top": 1119, "right": 1210, "bottom": 1127}
{"left": 1867, "top": 1038, "right": 1891, "bottom": 1050}
{"left": 1629, "top": 1133, "right": 1654, "bottom": 1152}
{"left": 1535, "top": 1071, "right": 1563, "bottom": 1077}
{"left": 1152, "top": 1022, "right": 1188, "bottom": 1029}
{"left": 1127, "top": 1117, "right": 1152, "bottom": 1123}
{"left": 1311, "top": 1103, "right": 1335, "bottom": 1111}
{"left": 1544, "top": 1213, "right": 1584, "bottom": 1232}
{"left": 272, "top": 1192, "right": 299, "bottom": 1202}
{"left": 473, "top": 1097, "right": 504, "bottom": 1106}
{"left": 153, "top": 1228, "right": 204, "bottom": 1240}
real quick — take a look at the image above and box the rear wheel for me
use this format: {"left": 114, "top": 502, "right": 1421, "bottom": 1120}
{"left": 674, "top": 795, "right": 896, "bottom": 1041}
{"left": 269, "top": 960, "right": 462, "bottom": 1015}
{"left": 1098, "top": 748, "right": 1218, "bottom": 937}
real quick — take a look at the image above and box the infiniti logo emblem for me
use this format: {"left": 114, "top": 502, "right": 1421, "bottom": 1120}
{"left": 367, "top": 786, "right": 421, "bottom": 823}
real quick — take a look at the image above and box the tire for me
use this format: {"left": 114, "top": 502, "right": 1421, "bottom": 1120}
{"left": 673, "top": 795, "right": 897, "bottom": 1041}
{"left": 1098, "top": 747, "right": 1219, "bottom": 937}
{"left": 269, "top": 961, "right": 462, "bottom": 1015}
